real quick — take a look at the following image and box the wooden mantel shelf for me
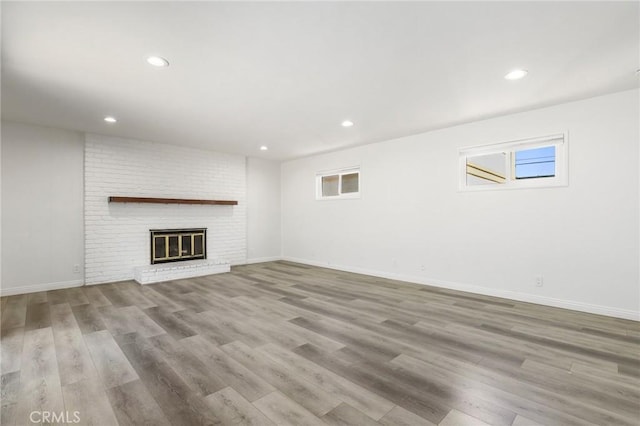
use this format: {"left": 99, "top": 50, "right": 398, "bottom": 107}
{"left": 108, "top": 196, "right": 238, "bottom": 205}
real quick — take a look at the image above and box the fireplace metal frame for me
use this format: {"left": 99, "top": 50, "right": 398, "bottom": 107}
{"left": 150, "top": 228, "right": 207, "bottom": 264}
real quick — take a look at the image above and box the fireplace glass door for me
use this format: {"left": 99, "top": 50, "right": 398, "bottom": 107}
{"left": 150, "top": 228, "right": 206, "bottom": 264}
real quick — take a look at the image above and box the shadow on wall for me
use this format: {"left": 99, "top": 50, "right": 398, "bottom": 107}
{"left": 108, "top": 203, "right": 236, "bottom": 218}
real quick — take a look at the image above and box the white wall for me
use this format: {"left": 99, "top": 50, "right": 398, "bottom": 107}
{"left": 1, "top": 121, "right": 3, "bottom": 292}
{"left": 84, "top": 134, "right": 247, "bottom": 284}
{"left": 1, "top": 121, "right": 84, "bottom": 294}
{"left": 281, "top": 89, "right": 640, "bottom": 320}
{"left": 0, "top": 124, "right": 278, "bottom": 291}
{"left": 247, "top": 157, "right": 281, "bottom": 262}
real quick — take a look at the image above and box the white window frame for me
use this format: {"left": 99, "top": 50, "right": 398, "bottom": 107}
{"left": 459, "top": 133, "right": 568, "bottom": 192}
{"left": 316, "top": 166, "right": 361, "bottom": 200}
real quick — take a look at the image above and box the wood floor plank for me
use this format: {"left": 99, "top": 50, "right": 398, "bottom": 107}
{"left": 119, "top": 305, "right": 166, "bottom": 338}
{"left": 0, "top": 295, "right": 27, "bottom": 330}
{"left": 0, "top": 327, "right": 24, "bottom": 374}
{"left": 222, "top": 340, "right": 341, "bottom": 416}
{"left": 481, "top": 323, "right": 640, "bottom": 373}
{"left": 517, "top": 323, "right": 639, "bottom": 356}
{"left": 289, "top": 316, "right": 401, "bottom": 362}
{"left": 253, "top": 391, "right": 325, "bottom": 426}
{"left": 343, "top": 361, "right": 453, "bottom": 424}
{"left": 148, "top": 333, "right": 226, "bottom": 396}
{"left": 83, "top": 330, "right": 139, "bottom": 389}
{"left": 321, "top": 402, "right": 380, "bottom": 426}
{"left": 64, "top": 287, "right": 91, "bottom": 306}
{"left": 204, "top": 386, "right": 275, "bottom": 426}
{"left": 62, "top": 377, "right": 119, "bottom": 425}
{"left": 118, "top": 287, "right": 157, "bottom": 310}
{"left": 14, "top": 327, "right": 65, "bottom": 425}
{"left": 227, "top": 296, "right": 293, "bottom": 321}
{"left": 200, "top": 310, "right": 270, "bottom": 347}
{"left": 172, "top": 309, "right": 236, "bottom": 346}
{"left": 144, "top": 306, "right": 197, "bottom": 339}
{"left": 1, "top": 404, "right": 17, "bottom": 426}
{"left": 379, "top": 405, "right": 437, "bottom": 426}
{"left": 47, "top": 289, "right": 70, "bottom": 305}
{"left": 281, "top": 296, "right": 359, "bottom": 323}
{"left": 0, "top": 371, "right": 21, "bottom": 410}
{"left": 50, "top": 303, "right": 98, "bottom": 386}
{"left": 183, "top": 335, "right": 276, "bottom": 402}
{"left": 139, "top": 286, "right": 186, "bottom": 312}
{"left": 82, "top": 286, "right": 113, "bottom": 307}
{"left": 511, "top": 414, "right": 546, "bottom": 426}
{"left": 478, "top": 357, "right": 639, "bottom": 420}
{"left": 367, "top": 358, "right": 516, "bottom": 425}
{"left": 258, "top": 343, "right": 395, "bottom": 420}
{"left": 27, "top": 291, "right": 48, "bottom": 305}
{"left": 277, "top": 318, "right": 346, "bottom": 352}
{"left": 570, "top": 361, "right": 640, "bottom": 390}
{"left": 439, "top": 409, "right": 492, "bottom": 426}
{"left": 170, "top": 291, "right": 219, "bottom": 313}
{"left": 118, "top": 335, "right": 222, "bottom": 426}
{"left": 100, "top": 285, "right": 134, "bottom": 307}
{"left": 98, "top": 305, "right": 137, "bottom": 335}
{"left": 106, "top": 379, "right": 171, "bottom": 426}
{"left": 391, "top": 353, "right": 616, "bottom": 426}
{"left": 521, "top": 358, "right": 639, "bottom": 407}
{"left": 335, "top": 297, "right": 422, "bottom": 325}
{"left": 71, "top": 303, "right": 107, "bottom": 334}
{"left": 243, "top": 317, "right": 307, "bottom": 349}
{"left": 248, "top": 296, "right": 317, "bottom": 321}
{"left": 99, "top": 305, "right": 165, "bottom": 338}
{"left": 293, "top": 342, "right": 449, "bottom": 424}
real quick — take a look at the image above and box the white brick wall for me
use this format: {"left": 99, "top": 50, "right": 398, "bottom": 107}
{"left": 134, "top": 259, "right": 230, "bottom": 285}
{"left": 84, "top": 134, "right": 247, "bottom": 284}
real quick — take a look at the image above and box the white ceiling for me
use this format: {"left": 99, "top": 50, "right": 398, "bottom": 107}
{"left": 2, "top": 1, "right": 638, "bottom": 160}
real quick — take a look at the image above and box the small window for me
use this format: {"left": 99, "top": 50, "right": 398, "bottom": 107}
{"left": 317, "top": 167, "right": 360, "bottom": 199}
{"left": 460, "top": 134, "right": 567, "bottom": 191}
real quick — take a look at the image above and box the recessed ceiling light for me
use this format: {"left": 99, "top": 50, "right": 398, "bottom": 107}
{"left": 341, "top": 120, "right": 354, "bottom": 127}
{"left": 504, "top": 69, "right": 528, "bottom": 80}
{"left": 147, "top": 56, "right": 170, "bottom": 67}
{"left": 104, "top": 116, "right": 117, "bottom": 123}
{"left": 260, "top": 146, "right": 268, "bottom": 151}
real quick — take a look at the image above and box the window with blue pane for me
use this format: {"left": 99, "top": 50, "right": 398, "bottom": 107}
{"left": 459, "top": 133, "right": 567, "bottom": 191}
{"left": 514, "top": 146, "right": 555, "bottom": 179}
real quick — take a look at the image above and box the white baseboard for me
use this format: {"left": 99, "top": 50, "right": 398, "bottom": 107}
{"left": 245, "top": 256, "right": 283, "bottom": 265}
{"left": 0, "top": 279, "right": 84, "bottom": 297}
{"left": 281, "top": 256, "right": 639, "bottom": 321}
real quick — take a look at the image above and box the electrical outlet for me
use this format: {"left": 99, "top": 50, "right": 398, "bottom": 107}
{"left": 535, "top": 275, "right": 544, "bottom": 287}
{"left": 73, "top": 264, "right": 81, "bottom": 274}
{"left": 421, "top": 264, "right": 426, "bottom": 271}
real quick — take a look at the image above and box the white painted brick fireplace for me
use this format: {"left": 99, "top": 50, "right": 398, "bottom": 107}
{"left": 84, "top": 134, "right": 247, "bottom": 285}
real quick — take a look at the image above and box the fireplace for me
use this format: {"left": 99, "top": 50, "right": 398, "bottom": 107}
{"left": 150, "top": 228, "right": 206, "bottom": 264}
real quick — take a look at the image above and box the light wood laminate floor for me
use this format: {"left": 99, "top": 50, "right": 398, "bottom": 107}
{"left": 1, "top": 261, "right": 638, "bottom": 425}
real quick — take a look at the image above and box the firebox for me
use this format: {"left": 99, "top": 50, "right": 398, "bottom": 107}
{"left": 150, "top": 228, "right": 206, "bottom": 264}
